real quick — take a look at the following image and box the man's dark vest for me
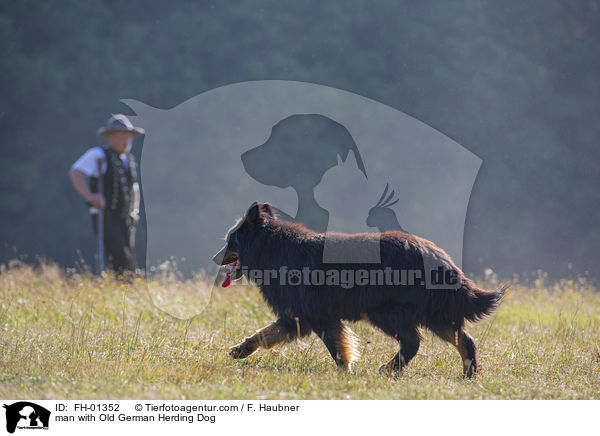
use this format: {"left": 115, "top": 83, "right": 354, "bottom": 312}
{"left": 90, "top": 147, "right": 137, "bottom": 220}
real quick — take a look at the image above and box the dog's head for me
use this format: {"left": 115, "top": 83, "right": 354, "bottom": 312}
{"left": 212, "top": 202, "right": 275, "bottom": 287}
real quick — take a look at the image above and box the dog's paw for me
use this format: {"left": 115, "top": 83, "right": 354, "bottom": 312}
{"left": 229, "top": 341, "right": 254, "bottom": 359}
{"left": 462, "top": 359, "right": 478, "bottom": 379}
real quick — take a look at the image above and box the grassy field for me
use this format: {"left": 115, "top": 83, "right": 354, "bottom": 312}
{"left": 1, "top": 260, "right": 599, "bottom": 400}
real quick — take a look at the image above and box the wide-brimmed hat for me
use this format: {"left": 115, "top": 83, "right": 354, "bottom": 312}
{"left": 97, "top": 114, "right": 145, "bottom": 137}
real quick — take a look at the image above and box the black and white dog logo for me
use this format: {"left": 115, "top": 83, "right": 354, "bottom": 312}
{"left": 3, "top": 402, "right": 50, "bottom": 434}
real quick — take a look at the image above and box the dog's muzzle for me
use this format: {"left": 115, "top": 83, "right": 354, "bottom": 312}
{"left": 212, "top": 245, "right": 241, "bottom": 287}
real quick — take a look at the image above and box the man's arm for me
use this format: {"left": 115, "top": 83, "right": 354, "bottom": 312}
{"left": 69, "top": 168, "right": 105, "bottom": 209}
{"left": 131, "top": 182, "right": 140, "bottom": 222}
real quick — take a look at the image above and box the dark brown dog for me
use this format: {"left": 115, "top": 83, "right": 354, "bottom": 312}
{"left": 213, "top": 202, "right": 506, "bottom": 377}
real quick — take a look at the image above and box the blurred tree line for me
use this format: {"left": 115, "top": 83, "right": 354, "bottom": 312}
{"left": 0, "top": 0, "right": 598, "bottom": 280}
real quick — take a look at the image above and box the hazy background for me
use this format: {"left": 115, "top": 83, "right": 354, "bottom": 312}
{"left": 0, "top": 0, "right": 598, "bottom": 281}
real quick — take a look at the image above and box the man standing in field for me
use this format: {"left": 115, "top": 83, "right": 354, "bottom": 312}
{"left": 69, "top": 114, "right": 144, "bottom": 274}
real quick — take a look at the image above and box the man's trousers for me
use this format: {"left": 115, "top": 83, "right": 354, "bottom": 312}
{"left": 92, "top": 211, "right": 136, "bottom": 273}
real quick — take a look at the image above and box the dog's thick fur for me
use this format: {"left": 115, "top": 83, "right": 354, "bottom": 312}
{"left": 213, "top": 202, "right": 506, "bottom": 377}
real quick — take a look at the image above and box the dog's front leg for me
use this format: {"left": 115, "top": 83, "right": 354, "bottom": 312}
{"left": 229, "top": 320, "right": 296, "bottom": 359}
{"left": 318, "top": 324, "right": 360, "bottom": 372}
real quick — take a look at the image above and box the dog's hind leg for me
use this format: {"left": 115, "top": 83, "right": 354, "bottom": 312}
{"left": 229, "top": 319, "right": 305, "bottom": 359}
{"left": 378, "top": 327, "right": 421, "bottom": 377}
{"left": 317, "top": 323, "right": 360, "bottom": 372}
{"left": 432, "top": 327, "right": 479, "bottom": 378}
{"left": 367, "top": 310, "right": 420, "bottom": 376}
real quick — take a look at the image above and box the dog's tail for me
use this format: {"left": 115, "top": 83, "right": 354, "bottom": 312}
{"left": 461, "top": 280, "right": 509, "bottom": 323}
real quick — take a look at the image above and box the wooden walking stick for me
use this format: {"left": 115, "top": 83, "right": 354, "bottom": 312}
{"left": 96, "top": 157, "right": 105, "bottom": 273}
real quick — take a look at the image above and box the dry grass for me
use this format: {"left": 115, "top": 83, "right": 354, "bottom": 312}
{"left": 1, "top": 260, "right": 599, "bottom": 399}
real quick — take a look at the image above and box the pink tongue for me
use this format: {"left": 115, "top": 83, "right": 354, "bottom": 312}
{"left": 222, "top": 260, "right": 239, "bottom": 287}
{"left": 222, "top": 264, "right": 233, "bottom": 287}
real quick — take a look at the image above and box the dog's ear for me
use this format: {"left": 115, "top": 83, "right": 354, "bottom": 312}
{"left": 260, "top": 203, "right": 275, "bottom": 217}
{"left": 245, "top": 202, "right": 262, "bottom": 225}
{"left": 246, "top": 202, "right": 274, "bottom": 225}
